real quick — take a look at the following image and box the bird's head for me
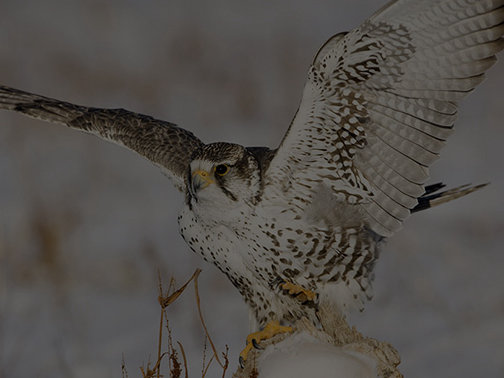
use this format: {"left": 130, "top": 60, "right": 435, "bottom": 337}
{"left": 187, "top": 142, "right": 262, "bottom": 209}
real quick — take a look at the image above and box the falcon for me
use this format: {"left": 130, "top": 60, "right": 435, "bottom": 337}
{"left": 1, "top": 0, "right": 503, "bottom": 365}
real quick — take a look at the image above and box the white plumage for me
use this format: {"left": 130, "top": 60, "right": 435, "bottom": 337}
{"left": 0, "top": 0, "right": 502, "bottom": 331}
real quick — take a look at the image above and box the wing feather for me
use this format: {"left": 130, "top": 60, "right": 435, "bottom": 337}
{"left": 264, "top": 0, "right": 504, "bottom": 236}
{"left": 0, "top": 85, "right": 203, "bottom": 191}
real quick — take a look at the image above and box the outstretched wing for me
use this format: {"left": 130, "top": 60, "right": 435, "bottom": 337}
{"left": 264, "top": 0, "right": 504, "bottom": 236}
{"left": 0, "top": 85, "right": 203, "bottom": 191}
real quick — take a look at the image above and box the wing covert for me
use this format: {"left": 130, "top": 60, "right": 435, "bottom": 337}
{"left": 264, "top": 0, "right": 504, "bottom": 236}
{"left": 0, "top": 85, "right": 203, "bottom": 191}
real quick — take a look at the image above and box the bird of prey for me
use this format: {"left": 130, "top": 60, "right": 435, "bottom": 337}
{"left": 1, "top": 0, "right": 503, "bottom": 364}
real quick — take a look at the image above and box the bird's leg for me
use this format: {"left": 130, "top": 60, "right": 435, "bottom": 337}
{"left": 280, "top": 281, "right": 317, "bottom": 302}
{"left": 277, "top": 279, "right": 318, "bottom": 305}
{"left": 239, "top": 320, "right": 293, "bottom": 368}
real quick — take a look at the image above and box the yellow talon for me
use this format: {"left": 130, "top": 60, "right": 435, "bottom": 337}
{"left": 280, "top": 281, "right": 317, "bottom": 302}
{"left": 239, "top": 320, "right": 293, "bottom": 367}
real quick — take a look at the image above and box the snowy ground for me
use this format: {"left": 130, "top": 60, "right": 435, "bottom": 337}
{"left": 0, "top": 1, "right": 503, "bottom": 377}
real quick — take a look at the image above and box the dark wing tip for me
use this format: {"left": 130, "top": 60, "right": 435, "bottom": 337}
{"left": 411, "top": 182, "right": 489, "bottom": 213}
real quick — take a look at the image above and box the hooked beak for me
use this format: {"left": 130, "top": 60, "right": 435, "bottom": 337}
{"left": 192, "top": 169, "right": 214, "bottom": 192}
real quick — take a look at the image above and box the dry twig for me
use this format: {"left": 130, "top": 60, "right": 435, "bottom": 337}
{"left": 135, "top": 268, "right": 230, "bottom": 377}
{"left": 177, "top": 341, "right": 189, "bottom": 378}
{"left": 193, "top": 271, "right": 228, "bottom": 372}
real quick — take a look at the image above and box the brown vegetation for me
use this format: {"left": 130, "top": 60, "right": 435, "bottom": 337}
{"left": 125, "top": 269, "right": 230, "bottom": 378}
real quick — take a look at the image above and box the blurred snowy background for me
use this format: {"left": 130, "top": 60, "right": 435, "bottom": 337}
{"left": 0, "top": 0, "right": 503, "bottom": 377}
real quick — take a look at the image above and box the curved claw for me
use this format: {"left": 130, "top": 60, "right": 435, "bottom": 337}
{"left": 269, "top": 276, "right": 286, "bottom": 289}
{"left": 239, "top": 320, "right": 293, "bottom": 367}
{"left": 239, "top": 355, "right": 245, "bottom": 369}
{"left": 252, "top": 338, "right": 263, "bottom": 350}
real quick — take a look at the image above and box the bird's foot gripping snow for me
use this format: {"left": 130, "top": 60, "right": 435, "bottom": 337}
{"left": 239, "top": 320, "right": 293, "bottom": 368}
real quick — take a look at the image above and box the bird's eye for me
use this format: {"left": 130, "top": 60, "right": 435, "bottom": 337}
{"left": 214, "top": 164, "right": 230, "bottom": 176}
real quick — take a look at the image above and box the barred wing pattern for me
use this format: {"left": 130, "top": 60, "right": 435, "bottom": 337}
{"left": 0, "top": 85, "right": 203, "bottom": 191}
{"left": 265, "top": 0, "right": 504, "bottom": 236}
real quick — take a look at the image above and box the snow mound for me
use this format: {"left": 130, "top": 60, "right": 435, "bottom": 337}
{"left": 234, "top": 304, "right": 402, "bottom": 377}
{"left": 259, "top": 332, "right": 376, "bottom": 378}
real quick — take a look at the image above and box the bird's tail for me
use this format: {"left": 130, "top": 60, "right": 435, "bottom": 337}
{"left": 411, "top": 183, "right": 488, "bottom": 214}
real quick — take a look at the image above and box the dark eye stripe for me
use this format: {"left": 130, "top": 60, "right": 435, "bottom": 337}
{"left": 220, "top": 186, "right": 237, "bottom": 201}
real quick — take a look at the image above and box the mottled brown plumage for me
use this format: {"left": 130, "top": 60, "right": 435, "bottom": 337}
{"left": 0, "top": 85, "right": 203, "bottom": 191}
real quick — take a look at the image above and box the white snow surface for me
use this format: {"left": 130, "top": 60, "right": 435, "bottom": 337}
{"left": 258, "top": 332, "right": 376, "bottom": 378}
{"left": 0, "top": 1, "right": 503, "bottom": 377}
